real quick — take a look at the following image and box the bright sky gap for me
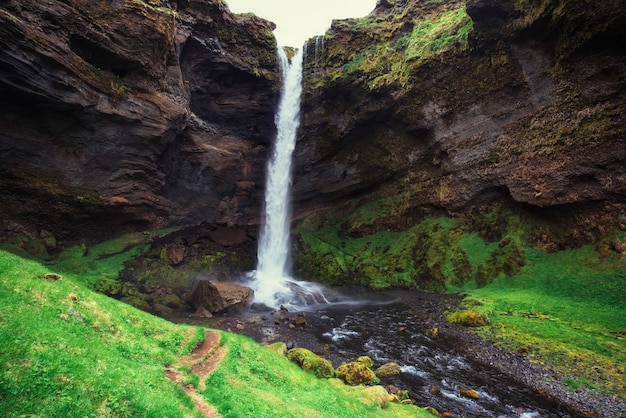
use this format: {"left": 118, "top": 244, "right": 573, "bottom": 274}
{"left": 225, "top": 0, "right": 378, "bottom": 47}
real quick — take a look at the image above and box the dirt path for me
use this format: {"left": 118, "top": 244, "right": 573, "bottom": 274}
{"left": 165, "top": 329, "right": 226, "bottom": 418}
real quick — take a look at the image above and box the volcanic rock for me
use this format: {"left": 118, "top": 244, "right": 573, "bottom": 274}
{"left": 0, "top": 0, "right": 279, "bottom": 245}
{"left": 187, "top": 279, "right": 253, "bottom": 314}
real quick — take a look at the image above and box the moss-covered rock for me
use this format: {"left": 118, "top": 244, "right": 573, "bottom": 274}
{"left": 361, "top": 385, "right": 389, "bottom": 408}
{"left": 356, "top": 356, "right": 374, "bottom": 368}
{"left": 375, "top": 362, "right": 402, "bottom": 377}
{"left": 287, "top": 348, "right": 335, "bottom": 379}
{"left": 264, "top": 342, "right": 288, "bottom": 357}
{"left": 335, "top": 360, "right": 377, "bottom": 386}
{"left": 448, "top": 309, "right": 490, "bottom": 327}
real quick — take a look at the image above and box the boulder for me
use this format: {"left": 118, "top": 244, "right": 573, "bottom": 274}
{"left": 375, "top": 362, "right": 402, "bottom": 377}
{"left": 336, "top": 360, "right": 377, "bottom": 386}
{"left": 187, "top": 280, "right": 253, "bottom": 314}
{"left": 287, "top": 347, "right": 335, "bottom": 379}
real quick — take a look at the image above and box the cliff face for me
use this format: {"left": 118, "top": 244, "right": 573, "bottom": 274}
{"left": 294, "top": 0, "right": 626, "bottom": 233}
{"left": 1, "top": 0, "right": 625, "bottom": 270}
{"left": 0, "top": 0, "right": 278, "bottom": 247}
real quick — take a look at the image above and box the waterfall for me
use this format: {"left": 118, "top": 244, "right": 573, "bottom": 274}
{"left": 250, "top": 46, "right": 329, "bottom": 309}
{"left": 257, "top": 46, "right": 303, "bottom": 282}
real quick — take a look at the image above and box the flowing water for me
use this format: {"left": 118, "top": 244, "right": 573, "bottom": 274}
{"left": 306, "top": 301, "right": 570, "bottom": 418}
{"left": 240, "top": 43, "right": 572, "bottom": 417}
{"left": 206, "top": 294, "right": 573, "bottom": 418}
{"left": 249, "top": 46, "right": 329, "bottom": 309}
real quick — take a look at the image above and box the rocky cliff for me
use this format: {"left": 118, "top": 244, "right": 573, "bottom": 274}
{"left": 0, "top": 0, "right": 278, "bottom": 250}
{"left": 1, "top": 0, "right": 625, "bottom": 293}
{"left": 295, "top": 0, "right": 626, "bottom": 226}
{"left": 291, "top": 0, "right": 626, "bottom": 289}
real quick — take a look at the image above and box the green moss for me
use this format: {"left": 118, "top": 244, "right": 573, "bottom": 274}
{"left": 206, "top": 332, "right": 429, "bottom": 417}
{"left": 454, "top": 241, "right": 626, "bottom": 398}
{"left": 476, "top": 238, "right": 527, "bottom": 287}
{"left": 294, "top": 205, "right": 490, "bottom": 292}
{"left": 375, "top": 362, "right": 402, "bottom": 377}
{"left": 320, "top": 6, "right": 472, "bottom": 91}
{"left": 305, "top": 4, "right": 472, "bottom": 92}
{"left": 403, "top": 8, "right": 473, "bottom": 63}
{"left": 447, "top": 309, "right": 490, "bottom": 327}
{"left": 287, "top": 347, "right": 335, "bottom": 379}
{"left": 335, "top": 361, "right": 378, "bottom": 386}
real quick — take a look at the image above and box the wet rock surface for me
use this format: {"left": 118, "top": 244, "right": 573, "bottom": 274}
{"left": 196, "top": 290, "right": 626, "bottom": 417}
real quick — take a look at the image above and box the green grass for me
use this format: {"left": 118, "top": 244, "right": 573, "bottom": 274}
{"left": 458, "top": 245, "right": 626, "bottom": 398}
{"left": 402, "top": 7, "right": 473, "bottom": 63}
{"left": 307, "top": 5, "right": 472, "bottom": 91}
{"left": 0, "top": 248, "right": 204, "bottom": 417}
{"left": 0, "top": 238, "right": 433, "bottom": 417}
{"left": 205, "top": 332, "right": 429, "bottom": 418}
{"left": 352, "top": 7, "right": 471, "bottom": 89}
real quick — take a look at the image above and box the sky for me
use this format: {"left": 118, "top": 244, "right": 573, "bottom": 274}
{"left": 225, "top": 0, "right": 378, "bottom": 47}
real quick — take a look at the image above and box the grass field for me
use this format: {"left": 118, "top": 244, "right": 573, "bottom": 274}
{"left": 0, "top": 237, "right": 429, "bottom": 417}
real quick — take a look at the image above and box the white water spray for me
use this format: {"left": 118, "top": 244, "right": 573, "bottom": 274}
{"left": 250, "top": 46, "right": 329, "bottom": 309}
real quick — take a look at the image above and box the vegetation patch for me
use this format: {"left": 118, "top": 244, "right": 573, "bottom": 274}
{"left": 305, "top": 4, "right": 473, "bottom": 91}
{"left": 0, "top": 244, "right": 434, "bottom": 417}
{"left": 293, "top": 198, "right": 626, "bottom": 399}
{"left": 457, "top": 244, "right": 626, "bottom": 399}
{"left": 293, "top": 201, "right": 527, "bottom": 292}
{"left": 204, "top": 332, "right": 429, "bottom": 417}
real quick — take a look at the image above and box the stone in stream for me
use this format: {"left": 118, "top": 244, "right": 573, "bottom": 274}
{"left": 375, "top": 362, "right": 402, "bottom": 377}
{"left": 459, "top": 387, "right": 481, "bottom": 399}
{"left": 187, "top": 280, "right": 253, "bottom": 315}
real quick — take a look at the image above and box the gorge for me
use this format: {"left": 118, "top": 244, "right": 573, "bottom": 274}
{"left": 0, "top": 0, "right": 625, "bottom": 417}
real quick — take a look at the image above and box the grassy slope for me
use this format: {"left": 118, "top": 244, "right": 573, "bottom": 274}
{"left": 0, "top": 244, "right": 204, "bottom": 417}
{"left": 207, "top": 332, "right": 428, "bottom": 418}
{"left": 294, "top": 206, "right": 626, "bottom": 399}
{"left": 0, "top": 238, "right": 430, "bottom": 417}
{"left": 460, "top": 245, "right": 626, "bottom": 396}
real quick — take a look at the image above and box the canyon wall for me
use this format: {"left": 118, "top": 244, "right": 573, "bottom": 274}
{"left": 294, "top": 0, "right": 626, "bottom": 233}
{"left": 0, "top": 0, "right": 278, "bottom": 247}
{"left": 289, "top": 0, "right": 626, "bottom": 289}
{"left": 1, "top": 0, "right": 625, "bottom": 292}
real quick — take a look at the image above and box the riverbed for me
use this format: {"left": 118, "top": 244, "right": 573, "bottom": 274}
{"left": 178, "top": 289, "right": 625, "bottom": 417}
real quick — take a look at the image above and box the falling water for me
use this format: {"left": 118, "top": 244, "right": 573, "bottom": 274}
{"left": 250, "top": 46, "right": 330, "bottom": 309}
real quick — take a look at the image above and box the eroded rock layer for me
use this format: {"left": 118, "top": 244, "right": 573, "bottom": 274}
{"left": 0, "top": 0, "right": 279, "bottom": 245}
{"left": 294, "top": 0, "right": 626, "bottom": 227}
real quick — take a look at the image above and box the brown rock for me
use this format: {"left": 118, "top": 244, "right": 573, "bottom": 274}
{"left": 459, "top": 387, "right": 480, "bottom": 399}
{"left": 0, "top": 0, "right": 279, "bottom": 245}
{"left": 167, "top": 245, "right": 186, "bottom": 265}
{"left": 187, "top": 279, "right": 253, "bottom": 314}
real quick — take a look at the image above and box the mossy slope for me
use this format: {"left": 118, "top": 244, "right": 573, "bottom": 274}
{"left": 0, "top": 238, "right": 432, "bottom": 417}
{"left": 293, "top": 200, "right": 626, "bottom": 399}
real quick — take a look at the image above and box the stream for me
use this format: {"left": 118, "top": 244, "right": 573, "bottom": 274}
{"left": 188, "top": 289, "right": 575, "bottom": 417}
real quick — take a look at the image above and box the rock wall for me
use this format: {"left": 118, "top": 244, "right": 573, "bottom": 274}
{"left": 1, "top": 0, "right": 625, "bottom": 264}
{"left": 294, "top": 0, "right": 626, "bottom": 234}
{"left": 0, "top": 0, "right": 279, "bottom": 246}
